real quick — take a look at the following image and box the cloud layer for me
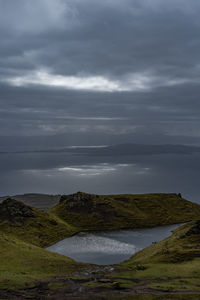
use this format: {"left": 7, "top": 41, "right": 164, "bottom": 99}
{"left": 1, "top": 0, "right": 200, "bottom": 197}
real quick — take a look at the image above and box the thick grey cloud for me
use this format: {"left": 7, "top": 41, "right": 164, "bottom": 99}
{"left": 0, "top": 0, "right": 200, "bottom": 198}
{"left": 1, "top": 0, "right": 200, "bottom": 83}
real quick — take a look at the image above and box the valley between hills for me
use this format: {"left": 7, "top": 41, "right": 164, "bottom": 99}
{"left": 1, "top": 192, "right": 200, "bottom": 299}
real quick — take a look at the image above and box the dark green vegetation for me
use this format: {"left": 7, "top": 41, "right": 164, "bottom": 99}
{"left": 1, "top": 192, "right": 200, "bottom": 299}
{"left": 51, "top": 191, "right": 200, "bottom": 230}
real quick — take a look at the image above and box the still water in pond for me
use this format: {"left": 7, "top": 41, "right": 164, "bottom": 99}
{"left": 47, "top": 224, "right": 181, "bottom": 265}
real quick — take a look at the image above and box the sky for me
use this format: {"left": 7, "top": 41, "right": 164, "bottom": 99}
{"left": 0, "top": 0, "right": 200, "bottom": 201}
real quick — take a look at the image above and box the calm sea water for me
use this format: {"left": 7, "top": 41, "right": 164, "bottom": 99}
{"left": 47, "top": 223, "right": 181, "bottom": 265}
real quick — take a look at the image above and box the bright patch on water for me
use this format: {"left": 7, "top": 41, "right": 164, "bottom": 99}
{"left": 47, "top": 224, "right": 181, "bottom": 265}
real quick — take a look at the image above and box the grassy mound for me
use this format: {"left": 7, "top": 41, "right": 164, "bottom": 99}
{"left": 0, "top": 198, "right": 77, "bottom": 247}
{"left": 50, "top": 192, "right": 200, "bottom": 231}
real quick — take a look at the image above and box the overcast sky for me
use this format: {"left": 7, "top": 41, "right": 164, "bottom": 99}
{"left": 1, "top": 0, "right": 200, "bottom": 199}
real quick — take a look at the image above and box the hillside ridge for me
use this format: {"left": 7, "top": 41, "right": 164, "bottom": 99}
{"left": 51, "top": 191, "right": 200, "bottom": 231}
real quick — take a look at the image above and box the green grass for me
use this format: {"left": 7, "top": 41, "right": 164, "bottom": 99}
{"left": 0, "top": 232, "right": 84, "bottom": 290}
{"left": 0, "top": 207, "right": 77, "bottom": 248}
{"left": 51, "top": 192, "right": 200, "bottom": 231}
{"left": 108, "top": 222, "right": 200, "bottom": 292}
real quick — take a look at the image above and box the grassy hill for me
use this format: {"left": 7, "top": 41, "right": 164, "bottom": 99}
{"left": 50, "top": 192, "right": 200, "bottom": 231}
{"left": 0, "top": 198, "right": 77, "bottom": 247}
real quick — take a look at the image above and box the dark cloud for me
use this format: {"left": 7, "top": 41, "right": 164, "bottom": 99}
{"left": 1, "top": 0, "right": 200, "bottom": 81}
{"left": 0, "top": 0, "right": 200, "bottom": 198}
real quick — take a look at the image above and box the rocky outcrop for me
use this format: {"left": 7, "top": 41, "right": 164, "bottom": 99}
{"left": 59, "top": 192, "right": 96, "bottom": 213}
{"left": 180, "top": 220, "right": 200, "bottom": 238}
{"left": 59, "top": 192, "right": 115, "bottom": 217}
{"left": 0, "top": 198, "right": 36, "bottom": 223}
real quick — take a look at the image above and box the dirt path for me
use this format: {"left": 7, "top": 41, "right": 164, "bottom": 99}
{"left": 1, "top": 273, "right": 200, "bottom": 300}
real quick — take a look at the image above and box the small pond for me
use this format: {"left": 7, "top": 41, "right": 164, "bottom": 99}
{"left": 47, "top": 223, "right": 181, "bottom": 265}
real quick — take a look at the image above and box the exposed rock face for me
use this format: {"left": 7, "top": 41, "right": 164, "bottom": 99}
{"left": 59, "top": 192, "right": 114, "bottom": 217}
{"left": 60, "top": 192, "right": 94, "bottom": 212}
{"left": 185, "top": 220, "right": 200, "bottom": 236}
{"left": 0, "top": 198, "right": 36, "bottom": 223}
{"left": 60, "top": 191, "right": 95, "bottom": 203}
{"left": 60, "top": 192, "right": 96, "bottom": 212}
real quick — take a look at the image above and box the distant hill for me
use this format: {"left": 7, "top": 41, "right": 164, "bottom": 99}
{"left": 0, "top": 193, "right": 60, "bottom": 210}
{"left": 90, "top": 143, "right": 200, "bottom": 156}
{"left": 1, "top": 143, "right": 200, "bottom": 156}
{"left": 51, "top": 192, "right": 200, "bottom": 231}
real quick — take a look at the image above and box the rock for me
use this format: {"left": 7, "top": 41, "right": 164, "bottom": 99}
{"left": 59, "top": 192, "right": 115, "bottom": 218}
{"left": 180, "top": 220, "right": 200, "bottom": 238}
{"left": 59, "top": 192, "right": 94, "bottom": 213}
{"left": 112, "top": 281, "right": 122, "bottom": 289}
{"left": 162, "top": 249, "right": 169, "bottom": 254}
{"left": 0, "top": 198, "right": 36, "bottom": 223}
{"left": 136, "top": 264, "right": 146, "bottom": 270}
{"left": 35, "top": 221, "right": 43, "bottom": 228}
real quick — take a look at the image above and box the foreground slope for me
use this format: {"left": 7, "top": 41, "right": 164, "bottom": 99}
{"left": 51, "top": 192, "right": 200, "bottom": 230}
{"left": 0, "top": 232, "right": 81, "bottom": 290}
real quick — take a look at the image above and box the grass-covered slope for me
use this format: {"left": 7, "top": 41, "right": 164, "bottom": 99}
{"left": 50, "top": 192, "right": 200, "bottom": 231}
{"left": 125, "top": 220, "right": 200, "bottom": 265}
{"left": 109, "top": 220, "right": 200, "bottom": 292}
{"left": 0, "top": 198, "right": 77, "bottom": 247}
{"left": 0, "top": 232, "right": 82, "bottom": 290}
